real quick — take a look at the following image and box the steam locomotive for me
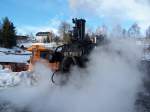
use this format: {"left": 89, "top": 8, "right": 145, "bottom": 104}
{"left": 50, "top": 18, "right": 98, "bottom": 84}
{"left": 27, "top": 18, "right": 104, "bottom": 85}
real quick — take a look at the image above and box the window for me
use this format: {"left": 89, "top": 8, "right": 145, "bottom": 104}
{"left": 40, "top": 51, "right": 48, "bottom": 59}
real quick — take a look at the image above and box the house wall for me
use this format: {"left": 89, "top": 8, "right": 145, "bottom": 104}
{"left": 0, "top": 63, "right": 29, "bottom": 72}
{"left": 36, "top": 33, "right": 53, "bottom": 43}
{"left": 36, "top": 36, "right": 48, "bottom": 42}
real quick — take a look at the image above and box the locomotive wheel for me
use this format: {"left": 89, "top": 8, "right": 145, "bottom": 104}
{"left": 51, "top": 57, "right": 77, "bottom": 85}
{"left": 51, "top": 70, "right": 69, "bottom": 85}
{"left": 61, "top": 57, "right": 76, "bottom": 73}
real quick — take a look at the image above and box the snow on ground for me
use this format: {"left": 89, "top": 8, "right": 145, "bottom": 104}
{"left": 0, "top": 68, "right": 37, "bottom": 88}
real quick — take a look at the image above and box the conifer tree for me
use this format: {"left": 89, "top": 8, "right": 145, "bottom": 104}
{"left": 1, "top": 17, "right": 16, "bottom": 48}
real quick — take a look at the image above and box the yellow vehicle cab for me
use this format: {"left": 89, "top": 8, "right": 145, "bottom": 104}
{"left": 27, "top": 44, "right": 60, "bottom": 71}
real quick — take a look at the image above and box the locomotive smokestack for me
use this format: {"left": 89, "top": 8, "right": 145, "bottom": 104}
{"left": 72, "top": 18, "right": 86, "bottom": 40}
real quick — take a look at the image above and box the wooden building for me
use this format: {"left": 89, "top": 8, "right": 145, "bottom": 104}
{"left": 0, "top": 53, "right": 30, "bottom": 72}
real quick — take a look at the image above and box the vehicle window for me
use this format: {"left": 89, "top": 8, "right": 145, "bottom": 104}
{"left": 40, "top": 51, "right": 48, "bottom": 59}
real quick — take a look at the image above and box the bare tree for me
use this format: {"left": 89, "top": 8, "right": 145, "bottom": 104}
{"left": 110, "top": 24, "right": 124, "bottom": 38}
{"left": 146, "top": 26, "right": 150, "bottom": 38}
{"left": 58, "top": 21, "right": 71, "bottom": 43}
{"left": 128, "top": 23, "right": 141, "bottom": 38}
{"left": 122, "top": 29, "right": 128, "bottom": 38}
{"left": 58, "top": 21, "right": 71, "bottom": 35}
{"left": 48, "top": 31, "right": 55, "bottom": 43}
{"left": 86, "top": 28, "right": 93, "bottom": 36}
{"left": 96, "top": 25, "right": 107, "bottom": 37}
{"left": 53, "top": 35, "right": 60, "bottom": 44}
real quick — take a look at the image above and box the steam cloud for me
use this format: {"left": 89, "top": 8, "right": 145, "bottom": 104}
{"left": 0, "top": 38, "right": 144, "bottom": 112}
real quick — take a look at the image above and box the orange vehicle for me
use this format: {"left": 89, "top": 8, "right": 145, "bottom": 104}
{"left": 27, "top": 44, "right": 60, "bottom": 72}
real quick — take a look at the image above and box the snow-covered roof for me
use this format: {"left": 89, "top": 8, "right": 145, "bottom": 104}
{"left": 18, "top": 42, "right": 33, "bottom": 48}
{"left": 36, "top": 32, "right": 50, "bottom": 36}
{"left": 0, "top": 47, "right": 31, "bottom": 63}
{"left": 0, "top": 47, "right": 31, "bottom": 55}
{"left": 0, "top": 48, "right": 13, "bottom": 52}
{"left": 0, "top": 54, "right": 30, "bottom": 63}
{"left": 26, "top": 42, "right": 63, "bottom": 51}
{"left": 19, "top": 42, "right": 63, "bottom": 50}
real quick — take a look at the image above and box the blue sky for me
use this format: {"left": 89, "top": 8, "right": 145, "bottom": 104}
{"left": 0, "top": 0, "right": 72, "bottom": 34}
{"left": 0, "top": 0, "right": 68, "bottom": 24}
{"left": 0, "top": 0, "right": 150, "bottom": 35}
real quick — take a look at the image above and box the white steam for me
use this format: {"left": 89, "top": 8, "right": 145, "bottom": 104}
{"left": 0, "top": 38, "right": 144, "bottom": 112}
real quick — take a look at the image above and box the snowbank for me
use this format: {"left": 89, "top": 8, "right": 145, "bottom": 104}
{"left": 0, "top": 69, "right": 37, "bottom": 88}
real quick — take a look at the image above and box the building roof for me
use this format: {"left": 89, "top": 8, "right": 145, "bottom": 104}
{"left": 27, "top": 45, "right": 50, "bottom": 52}
{"left": 0, "top": 47, "right": 31, "bottom": 55}
{"left": 27, "top": 42, "right": 62, "bottom": 51}
{"left": 0, "top": 47, "right": 31, "bottom": 63}
{"left": 0, "top": 54, "right": 30, "bottom": 63}
{"left": 36, "top": 32, "right": 50, "bottom": 36}
{"left": 17, "top": 35, "right": 29, "bottom": 40}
